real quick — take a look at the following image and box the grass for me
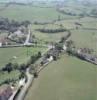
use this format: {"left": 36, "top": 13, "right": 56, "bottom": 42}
{"left": 69, "top": 29, "right": 97, "bottom": 53}
{"left": 25, "top": 54, "right": 97, "bottom": 100}
{"left": 0, "top": 46, "right": 46, "bottom": 85}
{"left": 32, "top": 30, "right": 68, "bottom": 43}
{"left": 0, "top": 5, "right": 64, "bottom": 21}
{"left": 0, "top": 47, "right": 45, "bottom": 67}
{"left": 0, "top": 70, "right": 20, "bottom": 84}
{"left": 31, "top": 17, "right": 97, "bottom": 51}
{"left": 0, "top": 3, "right": 97, "bottom": 99}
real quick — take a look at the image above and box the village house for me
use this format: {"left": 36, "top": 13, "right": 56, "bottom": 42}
{"left": 0, "top": 38, "right": 9, "bottom": 47}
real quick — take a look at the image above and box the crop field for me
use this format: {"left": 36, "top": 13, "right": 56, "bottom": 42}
{"left": 25, "top": 54, "right": 97, "bottom": 100}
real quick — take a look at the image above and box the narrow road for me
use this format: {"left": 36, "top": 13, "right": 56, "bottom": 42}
{"left": 16, "top": 68, "right": 34, "bottom": 100}
{"left": 15, "top": 45, "right": 53, "bottom": 100}
{"left": 24, "top": 25, "right": 32, "bottom": 46}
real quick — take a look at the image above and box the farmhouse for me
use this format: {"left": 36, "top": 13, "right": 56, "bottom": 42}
{"left": 0, "top": 42, "right": 2, "bottom": 47}
{"left": 0, "top": 38, "right": 9, "bottom": 47}
{"left": 0, "top": 85, "right": 13, "bottom": 100}
{"left": 14, "top": 30, "right": 24, "bottom": 37}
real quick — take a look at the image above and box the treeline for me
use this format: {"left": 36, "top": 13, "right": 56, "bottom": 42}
{"left": 0, "top": 51, "right": 42, "bottom": 85}
{"left": 33, "top": 21, "right": 53, "bottom": 25}
{"left": 0, "top": 18, "right": 30, "bottom": 33}
{"left": 57, "top": 8, "right": 97, "bottom": 18}
{"left": 36, "top": 28, "right": 67, "bottom": 33}
{"left": 56, "top": 9, "right": 77, "bottom": 16}
{"left": 59, "top": 31, "right": 71, "bottom": 43}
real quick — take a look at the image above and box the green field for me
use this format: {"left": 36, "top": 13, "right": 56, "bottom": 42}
{"left": 31, "top": 17, "right": 97, "bottom": 51}
{"left": 25, "top": 54, "right": 97, "bottom": 100}
{"left": 0, "top": 4, "right": 82, "bottom": 21}
{"left": 31, "top": 24, "right": 69, "bottom": 42}
{"left": 0, "top": 2, "right": 97, "bottom": 99}
{"left": 0, "top": 5, "right": 64, "bottom": 21}
{"left": 0, "top": 3, "right": 97, "bottom": 49}
{"left": 0, "top": 46, "right": 45, "bottom": 84}
{"left": 0, "top": 47, "right": 45, "bottom": 67}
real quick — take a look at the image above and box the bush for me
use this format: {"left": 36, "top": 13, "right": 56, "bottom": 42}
{"left": 2, "top": 62, "right": 13, "bottom": 73}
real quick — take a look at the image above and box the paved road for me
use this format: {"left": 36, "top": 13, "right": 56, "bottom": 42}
{"left": 15, "top": 45, "right": 53, "bottom": 100}
{"left": 24, "top": 25, "right": 32, "bottom": 46}
{"left": 16, "top": 68, "right": 34, "bottom": 100}
{"left": 12, "top": 32, "right": 70, "bottom": 100}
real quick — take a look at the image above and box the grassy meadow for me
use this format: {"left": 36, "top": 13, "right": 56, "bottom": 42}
{"left": 0, "top": 47, "right": 45, "bottom": 67}
{"left": 0, "top": 2, "right": 97, "bottom": 99}
{"left": 0, "top": 46, "right": 46, "bottom": 84}
{"left": 25, "top": 54, "right": 97, "bottom": 100}
{"left": 0, "top": 5, "right": 64, "bottom": 21}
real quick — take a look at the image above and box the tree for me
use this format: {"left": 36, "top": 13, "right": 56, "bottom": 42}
{"left": 30, "top": 55, "right": 37, "bottom": 64}
{"left": 19, "top": 63, "right": 26, "bottom": 72}
{"left": 60, "top": 36, "right": 66, "bottom": 43}
{"left": 91, "top": 8, "right": 97, "bottom": 16}
{"left": 38, "top": 51, "right": 42, "bottom": 58}
{"left": 13, "top": 63, "right": 19, "bottom": 70}
{"left": 19, "top": 71, "right": 26, "bottom": 79}
{"left": 66, "top": 40, "right": 74, "bottom": 48}
{"left": 21, "top": 20, "right": 31, "bottom": 28}
{"left": 30, "top": 64, "right": 38, "bottom": 78}
{"left": 55, "top": 43, "right": 63, "bottom": 51}
{"left": 2, "top": 62, "right": 13, "bottom": 73}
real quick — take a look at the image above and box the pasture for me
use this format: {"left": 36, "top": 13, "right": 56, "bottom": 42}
{"left": 0, "top": 46, "right": 45, "bottom": 84}
{"left": 25, "top": 54, "right": 97, "bottom": 100}
{"left": 31, "top": 24, "right": 69, "bottom": 42}
{"left": 0, "top": 46, "right": 45, "bottom": 67}
{"left": 0, "top": 5, "right": 64, "bottom": 21}
{"left": 0, "top": 2, "right": 97, "bottom": 99}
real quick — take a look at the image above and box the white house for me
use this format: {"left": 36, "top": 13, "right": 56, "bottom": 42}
{"left": 0, "top": 42, "right": 2, "bottom": 47}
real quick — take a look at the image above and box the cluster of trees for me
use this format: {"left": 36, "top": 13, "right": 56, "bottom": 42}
{"left": 90, "top": 8, "right": 97, "bottom": 17}
{"left": 1, "top": 52, "right": 42, "bottom": 73}
{"left": 59, "top": 31, "right": 71, "bottom": 43}
{"left": 57, "top": 9, "right": 77, "bottom": 16}
{"left": 9, "top": 35, "right": 26, "bottom": 44}
{"left": 29, "top": 52, "right": 42, "bottom": 64}
{"left": 66, "top": 40, "right": 76, "bottom": 55}
{"left": 57, "top": 8, "right": 97, "bottom": 18}
{"left": 36, "top": 28, "right": 67, "bottom": 33}
{"left": 0, "top": 51, "right": 42, "bottom": 83}
{"left": 33, "top": 21, "right": 52, "bottom": 25}
{"left": 40, "top": 32, "right": 72, "bottom": 65}
{"left": 0, "top": 18, "right": 30, "bottom": 33}
{"left": 66, "top": 40, "right": 95, "bottom": 62}
{"left": 0, "top": 78, "right": 18, "bottom": 86}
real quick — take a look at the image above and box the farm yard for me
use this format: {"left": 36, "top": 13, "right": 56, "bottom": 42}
{"left": 0, "top": 0, "right": 97, "bottom": 100}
